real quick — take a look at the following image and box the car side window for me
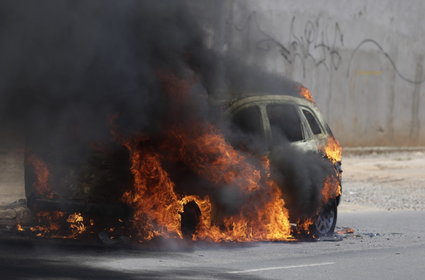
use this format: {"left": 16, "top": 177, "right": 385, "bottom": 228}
{"left": 302, "top": 109, "right": 323, "bottom": 135}
{"left": 229, "top": 105, "right": 265, "bottom": 151}
{"left": 267, "top": 103, "right": 304, "bottom": 143}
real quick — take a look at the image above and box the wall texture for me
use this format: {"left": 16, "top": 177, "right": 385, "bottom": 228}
{"left": 198, "top": 0, "right": 425, "bottom": 146}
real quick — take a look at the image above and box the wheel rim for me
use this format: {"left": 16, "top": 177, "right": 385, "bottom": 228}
{"left": 314, "top": 206, "right": 335, "bottom": 236}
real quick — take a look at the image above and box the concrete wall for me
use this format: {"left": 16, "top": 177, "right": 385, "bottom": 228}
{"left": 0, "top": 125, "right": 25, "bottom": 207}
{"left": 201, "top": 0, "right": 425, "bottom": 146}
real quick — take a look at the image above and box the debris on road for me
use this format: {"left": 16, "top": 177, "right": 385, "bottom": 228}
{"left": 336, "top": 227, "right": 356, "bottom": 235}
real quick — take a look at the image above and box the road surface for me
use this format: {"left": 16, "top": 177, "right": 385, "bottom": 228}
{"left": 1, "top": 210, "right": 425, "bottom": 280}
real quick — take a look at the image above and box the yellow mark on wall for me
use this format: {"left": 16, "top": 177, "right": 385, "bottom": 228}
{"left": 356, "top": 70, "right": 382, "bottom": 76}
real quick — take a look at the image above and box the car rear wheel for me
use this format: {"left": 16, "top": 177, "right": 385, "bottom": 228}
{"left": 311, "top": 200, "right": 337, "bottom": 237}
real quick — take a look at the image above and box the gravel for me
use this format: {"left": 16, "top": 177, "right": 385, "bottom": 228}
{"left": 340, "top": 150, "right": 425, "bottom": 212}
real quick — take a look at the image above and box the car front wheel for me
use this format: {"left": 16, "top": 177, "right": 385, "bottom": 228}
{"left": 311, "top": 199, "right": 337, "bottom": 237}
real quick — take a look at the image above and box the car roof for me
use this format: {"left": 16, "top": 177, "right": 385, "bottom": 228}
{"left": 222, "top": 94, "right": 316, "bottom": 113}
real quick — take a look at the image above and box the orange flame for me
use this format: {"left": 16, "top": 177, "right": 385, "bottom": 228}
{"left": 323, "top": 137, "right": 342, "bottom": 163}
{"left": 122, "top": 145, "right": 184, "bottom": 240}
{"left": 320, "top": 137, "right": 342, "bottom": 204}
{"left": 121, "top": 124, "right": 292, "bottom": 242}
{"left": 294, "top": 218, "right": 314, "bottom": 236}
{"left": 166, "top": 125, "right": 263, "bottom": 193}
{"left": 26, "top": 154, "right": 57, "bottom": 199}
{"left": 321, "top": 176, "right": 341, "bottom": 204}
{"left": 117, "top": 72, "right": 294, "bottom": 242}
{"left": 30, "top": 211, "right": 64, "bottom": 236}
{"left": 29, "top": 211, "right": 89, "bottom": 239}
{"left": 67, "top": 212, "right": 87, "bottom": 236}
{"left": 16, "top": 224, "right": 25, "bottom": 232}
{"left": 298, "top": 86, "right": 314, "bottom": 103}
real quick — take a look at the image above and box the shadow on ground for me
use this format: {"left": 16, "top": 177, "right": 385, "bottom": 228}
{"left": 0, "top": 239, "right": 265, "bottom": 280}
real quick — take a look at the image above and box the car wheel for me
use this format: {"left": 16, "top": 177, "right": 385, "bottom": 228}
{"left": 180, "top": 201, "right": 201, "bottom": 239}
{"left": 311, "top": 200, "right": 337, "bottom": 237}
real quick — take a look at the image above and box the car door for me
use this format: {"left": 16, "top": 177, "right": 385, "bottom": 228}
{"left": 299, "top": 106, "right": 329, "bottom": 150}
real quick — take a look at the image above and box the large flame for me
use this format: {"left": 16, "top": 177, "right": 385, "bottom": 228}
{"left": 117, "top": 73, "right": 292, "bottom": 242}
{"left": 121, "top": 125, "right": 292, "bottom": 242}
{"left": 324, "top": 137, "right": 342, "bottom": 163}
{"left": 322, "top": 136, "right": 342, "bottom": 207}
{"left": 321, "top": 137, "right": 343, "bottom": 204}
{"left": 122, "top": 142, "right": 183, "bottom": 240}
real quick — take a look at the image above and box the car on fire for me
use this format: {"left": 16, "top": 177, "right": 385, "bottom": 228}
{"left": 24, "top": 82, "right": 342, "bottom": 240}
{"left": 220, "top": 92, "right": 342, "bottom": 237}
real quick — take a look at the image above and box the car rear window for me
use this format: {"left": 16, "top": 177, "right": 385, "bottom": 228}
{"left": 267, "top": 103, "right": 304, "bottom": 143}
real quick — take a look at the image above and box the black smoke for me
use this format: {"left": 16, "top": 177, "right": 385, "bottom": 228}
{"left": 0, "top": 1, "right": 335, "bottom": 225}
{"left": 269, "top": 145, "right": 334, "bottom": 219}
{"left": 0, "top": 1, "right": 206, "bottom": 139}
{"left": 0, "top": 0, "right": 213, "bottom": 202}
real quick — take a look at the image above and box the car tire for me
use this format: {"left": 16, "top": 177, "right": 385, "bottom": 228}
{"left": 180, "top": 201, "right": 201, "bottom": 239}
{"left": 310, "top": 199, "right": 337, "bottom": 237}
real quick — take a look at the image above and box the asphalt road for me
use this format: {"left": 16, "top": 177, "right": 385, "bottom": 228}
{"left": 1, "top": 210, "right": 424, "bottom": 280}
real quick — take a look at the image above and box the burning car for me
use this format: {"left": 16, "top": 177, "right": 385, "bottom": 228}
{"left": 4, "top": 1, "right": 342, "bottom": 243}
{"left": 22, "top": 80, "right": 342, "bottom": 242}
{"left": 220, "top": 90, "right": 342, "bottom": 237}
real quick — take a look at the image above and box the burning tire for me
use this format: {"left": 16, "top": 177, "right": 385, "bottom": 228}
{"left": 311, "top": 199, "right": 337, "bottom": 237}
{"left": 180, "top": 201, "right": 201, "bottom": 239}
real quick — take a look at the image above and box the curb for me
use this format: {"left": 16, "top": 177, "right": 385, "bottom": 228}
{"left": 343, "top": 146, "right": 425, "bottom": 156}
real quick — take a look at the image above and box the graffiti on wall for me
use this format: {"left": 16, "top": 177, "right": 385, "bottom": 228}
{"left": 227, "top": 12, "right": 425, "bottom": 84}
{"left": 348, "top": 39, "right": 425, "bottom": 84}
{"left": 257, "top": 16, "right": 344, "bottom": 77}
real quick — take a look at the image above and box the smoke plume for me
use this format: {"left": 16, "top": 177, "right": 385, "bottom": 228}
{"left": 0, "top": 1, "right": 335, "bottom": 225}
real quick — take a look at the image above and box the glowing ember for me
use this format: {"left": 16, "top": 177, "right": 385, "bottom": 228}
{"left": 16, "top": 224, "right": 25, "bottom": 232}
{"left": 67, "top": 212, "right": 87, "bottom": 236}
{"left": 298, "top": 86, "right": 314, "bottom": 103}
{"left": 336, "top": 227, "right": 355, "bottom": 234}
{"left": 294, "top": 218, "right": 314, "bottom": 236}
{"left": 30, "top": 211, "right": 64, "bottom": 235}
{"left": 29, "top": 211, "right": 89, "bottom": 239}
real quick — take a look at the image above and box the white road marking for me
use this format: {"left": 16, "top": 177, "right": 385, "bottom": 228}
{"left": 227, "top": 262, "right": 335, "bottom": 274}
